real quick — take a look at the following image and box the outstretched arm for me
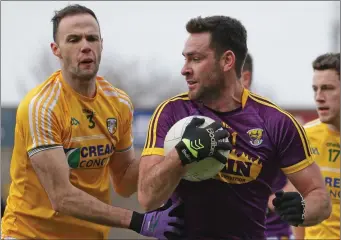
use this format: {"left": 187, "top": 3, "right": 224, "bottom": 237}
{"left": 109, "top": 147, "right": 140, "bottom": 198}
{"left": 31, "top": 148, "right": 133, "bottom": 228}
{"left": 138, "top": 149, "right": 188, "bottom": 211}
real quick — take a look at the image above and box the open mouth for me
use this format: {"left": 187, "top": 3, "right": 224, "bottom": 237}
{"left": 187, "top": 80, "right": 198, "bottom": 86}
{"left": 318, "top": 107, "right": 329, "bottom": 113}
{"left": 80, "top": 59, "right": 94, "bottom": 64}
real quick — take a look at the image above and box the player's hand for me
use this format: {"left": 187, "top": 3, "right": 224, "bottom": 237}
{"left": 130, "top": 194, "right": 186, "bottom": 239}
{"left": 175, "top": 117, "right": 232, "bottom": 165}
{"left": 272, "top": 190, "right": 305, "bottom": 227}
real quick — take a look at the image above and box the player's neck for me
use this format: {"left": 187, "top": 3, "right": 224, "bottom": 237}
{"left": 203, "top": 79, "right": 243, "bottom": 112}
{"left": 61, "top": 69, "right": 97, "bottom": 98}
{"left": 327, "top": 118, "right": 340, "bottom": 133}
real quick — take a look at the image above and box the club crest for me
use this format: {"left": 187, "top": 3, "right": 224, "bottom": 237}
{"left": 106, "top": 118, "right": 117, "bottom": 135}
{"left": 247, "top": 128, "right": 264, "bottom": 146}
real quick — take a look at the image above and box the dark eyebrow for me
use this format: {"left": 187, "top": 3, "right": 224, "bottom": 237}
{"left": 182, "top": 51, "right": 202, "bottom": 57}
{"left": 66, "top": 33, "right": 100, "bottom": 39}
{"left": 66, "top": 34, "right": 80, "bottom": 38}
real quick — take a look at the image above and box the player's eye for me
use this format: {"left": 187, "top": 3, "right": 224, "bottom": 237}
{"left": 67, "top": 37, "right": 80, "bottom": 43}
{"left": 321, "top": 85, "right": 335, "bottom": 91}
{"left": 87, "top": 35, "right": 99, "bottom": 42}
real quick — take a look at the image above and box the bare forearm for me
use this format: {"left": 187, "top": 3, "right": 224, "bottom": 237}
{"left": 117, "top": 159, "right": 140, "bottom": 197}
{"left": 301, "top": 188, "right": 331, "bottom": 226}
{"left": 57, "top": 185, "right": 133, "bottom": 228}
{"left": 139, "top": 149, "right": 187, "bottom": 210}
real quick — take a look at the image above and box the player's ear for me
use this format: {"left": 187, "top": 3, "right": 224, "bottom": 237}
{"left": 241, "top": 70, "right": 252, "bottom": 89}
{"left": 51, "top": 42, "right": 62, "bottom": 59}
{"left": 221, "top": 50, "right": 235, "bottom": 72}
{"left": 101, "top": 38, "right": 103, "bottom": 52}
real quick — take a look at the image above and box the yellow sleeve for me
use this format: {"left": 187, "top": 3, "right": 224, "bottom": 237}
{"left": 18, "top": 81, "right": 64, "bottom": 157}
{"left": 115, "top": 89, "right": 134, "bottom": 152}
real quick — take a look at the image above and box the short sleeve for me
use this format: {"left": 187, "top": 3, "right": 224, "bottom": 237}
{"left": 18, "top": 81, "right": 64, "bottom": 158}
{"left": 271, "top": 113, "right": 314, "bottom": 175}
{"left": 115, "top": 92, "right": 134, "bottom": 152}
{"left": 141, "top": 101, "right": 175, "bottom": 157}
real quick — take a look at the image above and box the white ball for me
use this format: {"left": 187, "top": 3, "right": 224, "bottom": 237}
{"left": 164, "top": 115, "right": 230, "bottom": 182}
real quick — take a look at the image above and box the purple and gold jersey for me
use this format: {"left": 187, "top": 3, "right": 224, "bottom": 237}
{"left": 141, "top": 89, "right": 313, "bottom": 239}
{"left": 265, "top": 172, "right": 293, "bottom": 238}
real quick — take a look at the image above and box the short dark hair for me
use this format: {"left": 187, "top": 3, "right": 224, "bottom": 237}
{"left": 243, "top": 53, "right": 253, "bottom": 74}
{"left": 312, "top": 53, "right": 340, "bottom": 75}
{"left": 51, "top": 4, "right": 99, "bottom": 42}
{"left": 186, "top": 15, "right": 248, "bottom": 78}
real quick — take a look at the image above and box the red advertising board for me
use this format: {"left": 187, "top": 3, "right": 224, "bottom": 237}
{"left": 286, "top": 109, "right": 318, "bottom": 125}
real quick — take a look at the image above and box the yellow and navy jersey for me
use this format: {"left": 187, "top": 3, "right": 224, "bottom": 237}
{"left": 304, "top": 119, "right": 340, "bottom": 239}
{"left": 1, "top": 70, "right": 134, "bottom": 239}
{"left": 141, "top": 89, "right": 313, "bottom": 239}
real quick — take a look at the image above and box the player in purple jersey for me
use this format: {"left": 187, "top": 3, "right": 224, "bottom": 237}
{"left": 241, "top": 53, "right": 295, "bottom": 239}
{"left": 138, "top": 16, "right": 331, "bottom": 239}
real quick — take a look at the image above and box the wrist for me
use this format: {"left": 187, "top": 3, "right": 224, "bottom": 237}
{"left": 174, "top": 141, "right": 192, "bottom": 165}
{"left": 129, "top": 211, "right": 144, "bottom": 233}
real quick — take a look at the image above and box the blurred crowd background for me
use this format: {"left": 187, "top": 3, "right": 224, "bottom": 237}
{"left": 1, "top": 1, "right": 340, "bottom": 238}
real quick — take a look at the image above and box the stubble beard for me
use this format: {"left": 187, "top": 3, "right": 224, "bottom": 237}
{"left": 73, "top": 64, "right": 99, "bottom": 81}
{"left": 68, "top": 55, "right": 101, "bottom": 82}
{"left": 189, "top": 68, "right": 225, "bottom": 103}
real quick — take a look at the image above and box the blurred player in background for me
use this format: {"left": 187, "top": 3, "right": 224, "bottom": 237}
{"left": 241, "top": 53, "right": 295, "bottom": 240}
{"left": 293, "top": 53, "right": 340, "bottom": 240}
{"left": 1, "top": 4, "right": 184, "bottom": 240}
{"left": 138, "top": 15, "right": 331, "bottom": 239}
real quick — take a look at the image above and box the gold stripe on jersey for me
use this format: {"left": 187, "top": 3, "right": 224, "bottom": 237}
{"left": 280, "top": 158, "right": 314, "bottom": 175}
{"left": 248, "top": 92, "right": 312, "bottom": 159}
{"left": 249, "top": 92, "right": 311, "bottom": 154}
{"left": 142, "top": 147, "right": 165, "bottom": 156}
{"left": 143, "top": 103, "right": 163, "bottom": 150}
{"left": 241, "top": 88, "right": 249, "bottom": 108}
{"left": 249, "top": 92, "right": 311, "bottom": 158}
{"left": 144, "top": 93, "right": 189, "bottom": 149}
{"left": 145, "top": 93, "right": 189, "bottom": 148}
{"left": 28, "top": 80, "right": 62, "bottom": 150}
{"left": 143, "top": 93, "right": 189, "bottom": 150}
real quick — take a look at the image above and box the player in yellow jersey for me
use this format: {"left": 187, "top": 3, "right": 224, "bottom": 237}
{"left": 1, "top": 4, "right": 185, "bottom": 240}
{"left": 293, "top": 53, "right": 340, "bottom": 239}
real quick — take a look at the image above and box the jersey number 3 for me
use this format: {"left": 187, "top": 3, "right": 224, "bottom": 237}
{"left": 86, "top": 113, "right": 95, "bottom": 129}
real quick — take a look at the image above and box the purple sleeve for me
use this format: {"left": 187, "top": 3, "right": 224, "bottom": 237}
{"left": 270, "top": 113, "right": 314, "bottom": 175}
{"left": 141, "top": 102, "right": 175, "bottom": 156}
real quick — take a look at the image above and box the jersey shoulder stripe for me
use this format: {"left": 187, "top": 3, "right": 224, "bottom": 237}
{"left": 97, "top": 78, "right": 133, "bottom": 112}
{"left": 144, "top": 93, "right": 189, "bottom": 149}
{"left": 28, "top": 79, "right": 62, "bottom": 150}
{"left": 249, "top": 92, "right": 312, "bottom": 159}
